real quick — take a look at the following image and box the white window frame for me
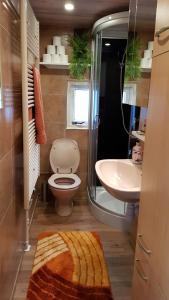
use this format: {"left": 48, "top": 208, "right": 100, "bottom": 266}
{"left": 67, "top": 81, "right": 90, "bottom": 130}
{"left": 123, "top": 83, "right": 137, "bottom": 106}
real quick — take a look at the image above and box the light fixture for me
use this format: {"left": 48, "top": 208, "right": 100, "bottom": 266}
{"left": 64, "top": 1, "right": 74, "bottom": 11}
{"left": 105, "top": 42, "right": 111, "bottom": 47}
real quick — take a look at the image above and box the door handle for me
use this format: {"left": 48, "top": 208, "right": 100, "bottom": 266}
{"left": 138, "top": 234, "right": 152, "bottom": 255}
{"left": 135, "top": 259, "right": 148, "bottom": 282}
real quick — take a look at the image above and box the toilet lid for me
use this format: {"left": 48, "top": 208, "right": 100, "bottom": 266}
{"left": 48, "top": 174, "right": 81, "bottom": 189}
{"left": 50, "top": 138, "right": 80, "bottom": 174}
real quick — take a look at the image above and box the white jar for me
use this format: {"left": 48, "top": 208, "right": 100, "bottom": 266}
{"left": 132, "top": 142, "right": 143, "bottom": 164}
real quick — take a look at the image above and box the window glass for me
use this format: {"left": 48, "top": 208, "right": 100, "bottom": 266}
{"left": 67, "top": 82, "right": 89, "bottom": 129}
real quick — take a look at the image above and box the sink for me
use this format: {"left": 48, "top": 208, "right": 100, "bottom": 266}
{"left": 95, "top": 159, "right": 142, "bottom": 203}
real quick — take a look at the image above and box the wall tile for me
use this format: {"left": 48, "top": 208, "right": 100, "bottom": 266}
{"left": 0, "top": 201, "right": 24, "bottom": 300}
{"left": 65, "top": 129, "right": 89, "bottom": 150}
{"left": 45, "top": 122, "right": 65, "bottom": 145}
{"left": 43, "top": 94, "right": 66, "bottom": 124}
{"left": 41, "top": 72, "right": 69, "bottom": 96}
{"left": 0, "top": 151, "right": 13, "bottom": 220}
{"left": 40, "top": 26, "right": 89, "bottom": 203}
{"left": 0, "top": 1, "right": 24, "bottom": 298}
{"left": 40, "top": 144, "right": 52, "bottom": 173}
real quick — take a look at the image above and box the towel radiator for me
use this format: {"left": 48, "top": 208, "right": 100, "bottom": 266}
{"left": 21, "top": 0, "right": 40, "bottom": 251}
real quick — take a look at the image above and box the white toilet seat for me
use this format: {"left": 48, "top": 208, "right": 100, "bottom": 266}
{"left": 48, "top": 174, "right": 81, "bottom": 190}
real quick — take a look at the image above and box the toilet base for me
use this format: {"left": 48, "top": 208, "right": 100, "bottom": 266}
{"left": 49, "top": 186, "right": 79, "bottom": 217}
{"left": 55, "top": 200, "right": 73, "bottom": 217}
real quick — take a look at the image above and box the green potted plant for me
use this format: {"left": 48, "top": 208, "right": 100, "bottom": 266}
{"left": 125, "top": 37, "right": 142, "bottom": 82}
{"left": 69, "top": 33, "right": 91, "bottom": 80}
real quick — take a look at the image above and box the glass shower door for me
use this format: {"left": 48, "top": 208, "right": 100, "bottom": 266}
{"left": 88, "top": 31, "right": 102, "bottom": 201}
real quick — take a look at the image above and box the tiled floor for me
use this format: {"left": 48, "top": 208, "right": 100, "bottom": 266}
{"left": 13, "top": 201, "right": 134, "bottom": 300}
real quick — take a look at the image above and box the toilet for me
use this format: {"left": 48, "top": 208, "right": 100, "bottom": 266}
{"left": 48, "top": 138, "right": 81, "bottom": 216}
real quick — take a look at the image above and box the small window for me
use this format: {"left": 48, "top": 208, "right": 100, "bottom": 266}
{"left": 67, "top": 81, "right": 90, "bottom": 129}
{"left": 122, "top": 83, "right": 137, "bottom": 106}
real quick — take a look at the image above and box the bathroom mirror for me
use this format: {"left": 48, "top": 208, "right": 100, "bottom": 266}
{"left": 123, "top": 0, "right": 157, "bottom": 108}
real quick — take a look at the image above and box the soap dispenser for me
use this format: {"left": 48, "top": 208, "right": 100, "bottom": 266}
{"left": 132, "top": 142, "right": 143, "bottom": 164}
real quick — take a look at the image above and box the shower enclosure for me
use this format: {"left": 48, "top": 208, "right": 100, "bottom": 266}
{"left": 88, "top": 12, "right": 132, "bottom": 229}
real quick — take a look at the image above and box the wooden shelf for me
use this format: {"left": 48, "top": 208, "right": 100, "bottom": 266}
{"left": 40, "top": 62, "right": 69, "bottom": 69}
{"left": 132, "top": 131, "right": 145, "bottom": 142}
{"left": 141, "top": 67, "right": 151, "bottom": 73}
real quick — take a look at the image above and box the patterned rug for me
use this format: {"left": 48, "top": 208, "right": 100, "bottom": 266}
{"left": 26, "top": 231, "right": 114, "bottom": 300}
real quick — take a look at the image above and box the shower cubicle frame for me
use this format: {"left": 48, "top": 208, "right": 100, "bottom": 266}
{"left": 88, "top": 12, "right": 129, "bottom": 227}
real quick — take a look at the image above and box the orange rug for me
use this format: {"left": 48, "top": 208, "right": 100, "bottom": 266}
{"left": 26, "top": 231, "right": 114, "bottom": 300}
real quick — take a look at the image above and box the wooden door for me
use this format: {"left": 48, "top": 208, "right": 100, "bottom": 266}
{"left": 132, "top": 266, "right": 148, "bottom": 300}
{"left": 147, "top": 271, "right": 167, "bottom": 300}
{"left": 134, "top": 50, "right": 169, "bottom": 299}
{"left": 136, "top": 52, "right": 169, "bottom": 256}
{"left": 146, "top": 51, "right": 169, "bottom": 296}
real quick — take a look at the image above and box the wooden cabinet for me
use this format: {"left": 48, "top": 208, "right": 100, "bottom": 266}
{"left": 132, "top": 242, "right": 150, "bottom": 299}
{"left": 132, "top": 264, "right": 166, "bottom": 300}
{"left": 146, "top": 52, "right": 169, "bottom": 297}
{"left": 148, "top": 277, "right": 167, "bottom": 300}
{"left": 154, "top": 0, "right": 169, "bottom": 56}
{"left": 138, "top": 50, "right": 169, "bottom": 251}
{"left": 132, "top": 3, "right": 169, "bottom": 297}
{"left": 132, "top": 265, "right": 148, "bottom": 300}
{"left": 132, "top": 261, "right": 166, "bottom": 300}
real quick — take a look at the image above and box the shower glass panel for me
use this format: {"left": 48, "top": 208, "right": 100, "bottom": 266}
{"left": 88, "top": 12, "right": 130, "bottom": 216}
{"left": 88, "top": 31, "right": 102, "bottom": 201}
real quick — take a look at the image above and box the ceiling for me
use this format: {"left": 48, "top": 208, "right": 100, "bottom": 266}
{"left": 128, "top": 0, "right": 157, "bottom": 32}
{"left": 30, "top": 0, "right": 129, "bottom": 28}
{"left": 135, "top": 0, "right": 157, "bottom": 31}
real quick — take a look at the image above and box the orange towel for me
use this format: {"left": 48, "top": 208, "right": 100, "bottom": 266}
{"left": 33, "top": 66, "right": 47, "bottom": 144}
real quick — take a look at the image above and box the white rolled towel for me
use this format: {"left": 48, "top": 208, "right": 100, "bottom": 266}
{"left": 60, "top": 54, "right": 68, "bottom": 64}
{"left": 144, "top": 49, "right": 152, "bottom": 59}
{"left": 61, "top": 34, "right": 69, "bottom": 46}
{"left": 51, "top": 54, "right": 61, "bottom": 64}
{"left": 140, "top": 57, "right": 152, "bottom": 68}
{"left": 57, "top": 45, "right": 65, "bottom": 55}
{"left": 47, "top": 45, "right": 56, "bottom": 54}
{"left": 148, "top": 41, "right": 153, "bottom": 51}
{"left": 43, "top": 54, "right": 51, "bottom": 63}
{"left": 140, "top": 58, "right": 148, "bottom": 68}
{"left": 53, "top": 36, "right": 61, "bottom": 46}
{"left": 147, "top": 58, "right": 152, "bottom": 68}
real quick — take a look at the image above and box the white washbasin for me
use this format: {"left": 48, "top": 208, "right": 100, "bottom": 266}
{"left": 95, "top": 159, "right": 142, "bottom": 203}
